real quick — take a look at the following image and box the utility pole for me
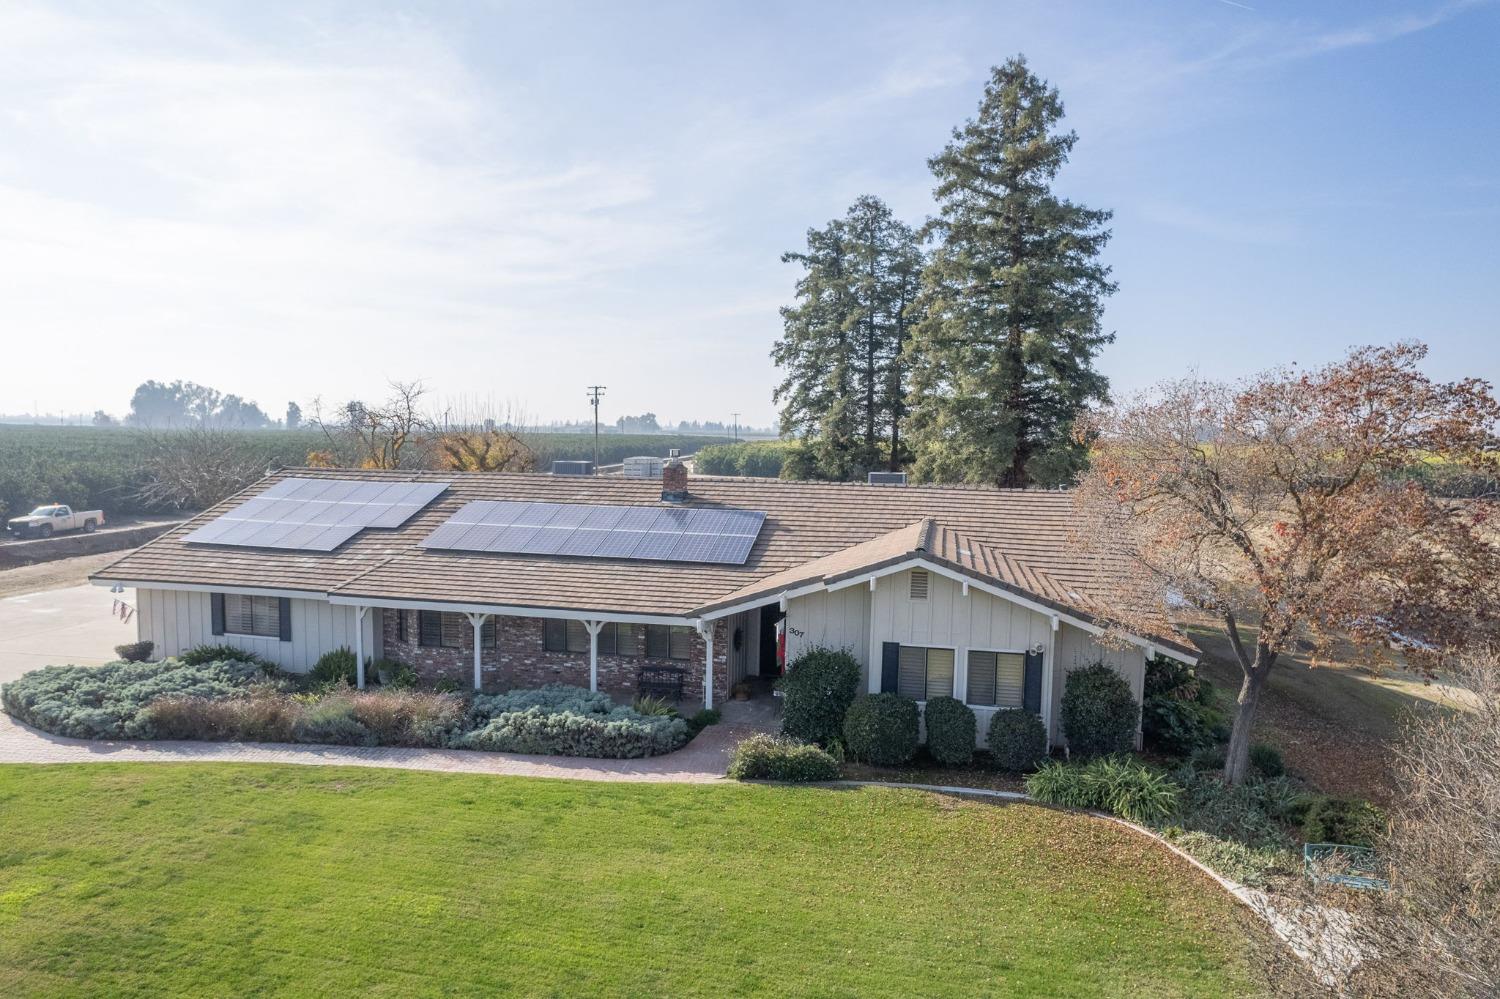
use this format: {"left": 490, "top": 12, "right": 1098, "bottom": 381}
{"left": 586, "top": 385, "right": 606, "bottom": 470}
{"left": 731, "top": 412, "right": 740, "bottom": 442}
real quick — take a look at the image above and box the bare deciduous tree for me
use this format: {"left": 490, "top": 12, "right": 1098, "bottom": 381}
{"left": 1075, "top": 343, "right": 1500, "bottom": 783}
{"left": 133, "top": 426, "right": 276, "bottom": 510}
{"left": 1257, "top": 649, "right": 1500, "bottom": 998}
{"left": 307, "top": 380, "right": 433, "bottom": 470}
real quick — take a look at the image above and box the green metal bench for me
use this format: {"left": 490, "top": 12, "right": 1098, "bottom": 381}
{"left": 1304, "top": 843, "right": 1389, "bottom": 891}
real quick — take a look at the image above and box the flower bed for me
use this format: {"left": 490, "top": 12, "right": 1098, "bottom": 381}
{"left": 1, "top": 657, "right": 691, "bottom": 759}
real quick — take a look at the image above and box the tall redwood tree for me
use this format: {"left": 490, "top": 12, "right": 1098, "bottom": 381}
{"left": 1076, "top": 343, "right": 1500, "bottom": 783}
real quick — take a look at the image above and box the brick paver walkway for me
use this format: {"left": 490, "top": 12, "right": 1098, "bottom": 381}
{"left": 0, "top": 697, "right": 780, "bottom": 783}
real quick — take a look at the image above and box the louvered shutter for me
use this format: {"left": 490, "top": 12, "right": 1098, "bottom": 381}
{"left": 1023, "top": 651, "right": 1043, "bottom": 714}
{"left": 277, "top": 598, "right": 292, "bottom": 642}
{"left": 211, "top": 593, "right": 225, "bottom": 636}
{"left": 880, "top": 642, "right": 900, "bottom": 693}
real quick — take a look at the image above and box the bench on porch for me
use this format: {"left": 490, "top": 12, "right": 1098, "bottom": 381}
{"left": 637, "top": 665, "right": 686, "bottom": 702}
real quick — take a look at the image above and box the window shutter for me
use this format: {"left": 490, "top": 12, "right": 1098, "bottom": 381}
{"left": 598, "top": 623, "right": 616, "bottom": 656}
{"left": 565, "top": 620, "right": 589, "bottom": 653}
{"left": 909, "top": 570, "right": 929, "bottom": 600}
{"left": 278, "top": 598, "right": 292, "bottom": 642}
{"left": 211, "top": 593, "right": 225, "bottom": 636}
{"left": 543, "top": 618, "right": 566, "bottom": 652}
{"left": 880, "top": 642, "right": 900, "bottom": 694}
{"left": 1023, "top": 651, "right": 1043, "bottom": 715}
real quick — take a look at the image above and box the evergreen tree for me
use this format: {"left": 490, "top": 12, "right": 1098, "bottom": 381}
{"left": 906, "top": 55, "right": 1115, "bottom": 487}
{"left": 772, "top": 195, "right": 922, "bottom": 479}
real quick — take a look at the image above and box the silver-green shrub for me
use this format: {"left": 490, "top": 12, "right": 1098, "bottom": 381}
{"left": 1, "top": 659, "right": 261, "bottom": 739}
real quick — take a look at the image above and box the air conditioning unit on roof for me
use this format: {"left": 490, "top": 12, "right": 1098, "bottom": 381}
{"left": 867, "top": 471, "right": 907, "bottom": 485}
{"left": 551, "top": 460, "right": 595, "bottom": 476}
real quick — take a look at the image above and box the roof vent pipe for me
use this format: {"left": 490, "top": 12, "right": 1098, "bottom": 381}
{"left": 662, "top": 459, "right": 689, "bottom": 503}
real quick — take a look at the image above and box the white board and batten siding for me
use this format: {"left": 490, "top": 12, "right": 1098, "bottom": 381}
{"left": 783, "top": 586, "right": 871, "bottom": 673}
{"left": 135, "top": 588, "right": 379, "bottom": 673}
{"left": 870, "top": 567, "right": 1055, "bottom": 746}
{"left": 1051, "top": 623, "right": 1146, "bottom": 750}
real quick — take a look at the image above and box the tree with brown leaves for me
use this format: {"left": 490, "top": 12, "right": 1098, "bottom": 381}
{"left": 1076, "top": 343, "right": 1500, "bottom": 783}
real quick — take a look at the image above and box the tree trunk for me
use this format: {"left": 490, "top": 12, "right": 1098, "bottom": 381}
{"left": 1224, "top": 662, "right": 1271, "bottom": 785}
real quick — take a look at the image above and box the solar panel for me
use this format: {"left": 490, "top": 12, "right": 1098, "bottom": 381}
{"left": 420, "top": 502, "right": 766, "bottom": 565}
{"left": 183, "top": 478, "right": 448, "bottom": 552}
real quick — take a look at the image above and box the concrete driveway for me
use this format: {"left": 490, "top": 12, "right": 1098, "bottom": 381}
{"left": 0, "top": 583, "right": 137, "bottom": 684}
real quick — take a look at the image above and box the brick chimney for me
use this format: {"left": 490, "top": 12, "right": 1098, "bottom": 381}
{"left": 661, "top": 458, "right": 689, "bottom": 503}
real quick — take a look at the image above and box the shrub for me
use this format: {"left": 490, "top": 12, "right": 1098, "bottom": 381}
{"left": 1190, "top": 745, "right": 1228, "bottom": 771}
{"left": 1249, "top": 743, "right": 1285, "bottom": 779}
{"left": 373, "top": 658, "right": 417, "bottom": 689}
{"left": 179, "top": 643, "right": 270, "bottom": 671}
{"left": 309, "top": 647, "right": 358, "bottom": 687}
{"left": 433, "top": 678, "right": 462, "bottom": 694}
{"left": 1025, "top": 756, "right": 1182, "bottom": 824}
{"left": 632, "top": 695, "right": 677, "bottom": 717}
{"left": 685, "top": 707, "right": 721, "bottom": 738}
{"left": 1141, "top": 657, "right": 1229, "bottom": 757}
{"left": 842, "top": 693, "right": 919, "bottom": 766}
{"left": 113, "top": 641, "right": 155, "bottom": 662}
{"left": 778, "top": 647, "right": 861, "bottom": 747}
{"left": 693, "top": 441, "right": 791, "bottom": 478}
{"left": 922, "top": 696, "right": 976, "bottom": 766}
{"left": 726, "top": 734, "right": 841, "bottom": 781}
{"left": 145, "top": 688, "right": 301, "bottom": 743}
{"left": 295, "top": 697, "right": 374, "bottom": 746}
{"left": 1, "top": 658, "right": 262, "bottom": 739}
{"left": 1301, "top": 795, "right": 1386, "bottom": 847}
{"left": 458, "top": 706, "right": 687, "bottom": 758}
{"left": 341, "top": 689, "right": 465, "bottom": 747}
{"left": 460, "top": 685, "right": 688, "bottom": 758}
{"left": 987, "top": 709, "right": 1048, "bottom": 772}
{"left": 1060, "top": 663, "right": 1139, "bottom": 757}
{"left": 1172, "top": 768, "right": 1300, "bottom": 847}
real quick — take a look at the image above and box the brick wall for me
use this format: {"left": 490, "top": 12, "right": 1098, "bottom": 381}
{"left": 380, "top": 609, "right": 730, "bottom": 706}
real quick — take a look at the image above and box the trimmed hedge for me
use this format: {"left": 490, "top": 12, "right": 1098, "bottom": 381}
{"left": 1060, "top": 663, "right": 1140, "bottom": 757}
{"left": 987, "top": 709, "right": 1048, "bottom": 772}
{"left": 113, "top": 640, "right": 155, "bottom": 663}
{"left": 843, "top": 693, "right": 919, "bottom": 766}
{"left": 923, "top": 697, "right": 975, "bottom": 766}
{"left": 726, "top": 734, "right": 841, "bottom": 782}
{"left": 0, "top": 659, "right": 262, "bottom": 739}
{"left": 778, "top": 647, "right": 861, "bottom": 747}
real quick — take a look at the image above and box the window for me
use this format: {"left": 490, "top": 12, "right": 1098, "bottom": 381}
{"left": 897, "top": 645, "right": 954, "bottom": 701}
{"left": 616, "top": 625, "right": 642, "bottom": 657}
{"left": 966, "top": 651, "right": 1026, "bottom": 708}
{"left": 224, "top": 594, "right": 280, "bottom": 638}
{"left": 644, "top": 624, "right": 694, "bottom": 661}
{"left": 909, "top": 569, "right": 929, "bottom": 600}
{"left": 419, "top": 610, "right": 474, "bottom": 649}
{"left": 542, "top": 621, "right": 618, "bottom": 655}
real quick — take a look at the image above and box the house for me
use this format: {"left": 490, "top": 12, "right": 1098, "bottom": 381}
{"left": 91, "top": 462, "right": 1196, "bottom": 749}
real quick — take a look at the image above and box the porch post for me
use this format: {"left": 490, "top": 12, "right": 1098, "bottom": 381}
{"left": 466, "top": 612, "right": 489, "bottom": 692}
{"left": 700, "top": 620, "right": 715, "bottom": 710}
{"left": 354, "top": 605, "right": 368, "bottom": 689}
{"left": 584, "top": 620, "right": 604, "bottom": 692}
{"left": 1042, "top": 615, "right": 1059, "bottom": 743}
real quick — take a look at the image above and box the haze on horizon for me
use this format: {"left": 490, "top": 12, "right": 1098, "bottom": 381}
{"left": 2, "top": 1, "right": 1496, "bottom": 428}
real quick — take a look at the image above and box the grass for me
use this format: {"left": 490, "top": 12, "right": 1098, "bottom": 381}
{"left": 0, "top": 764, "right": 1256, "bottom": 998}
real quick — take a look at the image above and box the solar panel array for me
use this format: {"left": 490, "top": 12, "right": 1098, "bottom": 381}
{"left": 183, "top": 478, "right": 449, "bottom": 552}
{"left": 420, "top": 501, "right": 766, "bottom": 565}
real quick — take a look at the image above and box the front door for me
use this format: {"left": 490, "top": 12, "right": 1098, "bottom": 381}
{"left": 757, "top": 605, "right": 785, "bottom": 677}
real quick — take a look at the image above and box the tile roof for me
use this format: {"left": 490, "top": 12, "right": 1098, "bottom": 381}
{"left": 93, "top": 467, "right": 1189, "bottom": 653}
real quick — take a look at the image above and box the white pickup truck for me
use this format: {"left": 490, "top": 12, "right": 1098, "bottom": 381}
{"left": 5, "top": 504, "right": 105, "bottom": 540}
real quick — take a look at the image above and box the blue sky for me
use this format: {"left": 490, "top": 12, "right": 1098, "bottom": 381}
{"left": 1, "top": 1, "right": 1495, "bottom": 427}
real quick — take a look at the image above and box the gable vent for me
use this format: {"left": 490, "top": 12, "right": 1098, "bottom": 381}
{"left": 909, "top": 569, "right": 929, "bottom": 600}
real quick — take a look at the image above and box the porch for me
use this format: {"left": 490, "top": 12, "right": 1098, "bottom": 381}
{"left": 348, "top": 604, "right": 733, "bottom": 709}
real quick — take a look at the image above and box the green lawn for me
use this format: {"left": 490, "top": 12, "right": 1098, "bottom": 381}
{"left": 0, "top": 765, "right": 1255, "bottom": 998}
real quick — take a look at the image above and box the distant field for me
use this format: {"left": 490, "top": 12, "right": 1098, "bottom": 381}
{"left": 0, "top": 425, "right": 731, "bottom": 521}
